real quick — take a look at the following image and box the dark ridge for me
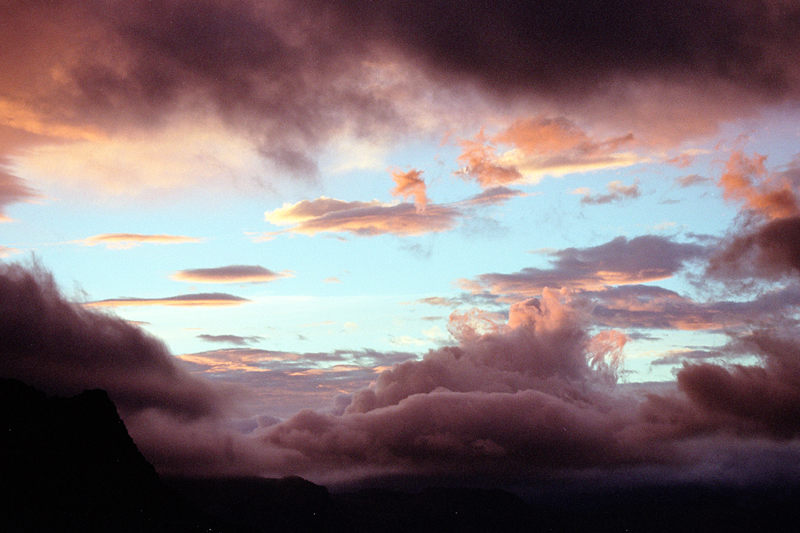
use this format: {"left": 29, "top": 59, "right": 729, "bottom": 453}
{"left": 0, "top": 378, "right": 180, "bottom": 532}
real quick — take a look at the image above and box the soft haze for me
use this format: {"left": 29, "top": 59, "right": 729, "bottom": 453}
{"left": 2, "top": 0, "right": 800, "bottom": 488}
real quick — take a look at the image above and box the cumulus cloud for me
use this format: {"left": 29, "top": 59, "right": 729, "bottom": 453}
{"left": 77, "top": 233, "right": 203, "bottom": 249}
{"left": 173, "top": 265, "right": 292, "bottom": 284}
{"left": 456, "top": 118, "right": 640, "bottom": 187}
{"left": 574, "top": 180, "right": 641, "bottom": 205}
{"left": 6, "top": 261, "right": 800, "bottom": 485}
{"left": 87, "top": 293, "right": 250, "bottom": 307}
{"left": 264, "top": 197, "right": 460, "bottom": 237}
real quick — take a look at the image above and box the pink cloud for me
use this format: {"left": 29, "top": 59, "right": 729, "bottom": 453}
{"left": 172, "top": 265, "right": 292, "bottom": 284}
{"left": 391, "top": 169, "right": 429, "bottom": 211}
{"left": 456, "top": 117, "right": 639, "bottom": 187}
{"left": 718, "top": 152, "right": 799, "bottom": 220}
{"left": 265, "top": 197, "right": 460, "bottom": 237}
{"left": 87, "top": 293, "right": 250, "bottom": 307}
{"left": 0, "top": 167, "right": 37, "bottom": 221}
{"left": 77, "top": 233, "right": 203, "bottom": 249}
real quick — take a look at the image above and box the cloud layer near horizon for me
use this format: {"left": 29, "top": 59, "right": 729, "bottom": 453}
{"left": 4, "top": 260, "right": 800, "bottom": 486}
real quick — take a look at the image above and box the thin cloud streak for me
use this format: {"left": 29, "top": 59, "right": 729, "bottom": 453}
{"left": 77, "top": 233, "right": 203, "bottom": 249}
{"left": 87, "top": 293, "right": 250, "bottom": 307}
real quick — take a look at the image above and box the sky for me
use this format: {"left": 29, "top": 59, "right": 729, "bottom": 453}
{"left": 3, "top": 0, "right": 800, "bottom": 489}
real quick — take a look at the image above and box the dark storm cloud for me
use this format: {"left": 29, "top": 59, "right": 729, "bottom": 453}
{"left": 3, "top": 0, "right": 800, "bottom": 193}
{"left": 314, "top": 0, "right": 800, "bottom": 99}
{"left": 676, "top": 328, "right": 800, "bottom": 438}
{"left": 0, "top": 262, "right": 222, "bottom": 418}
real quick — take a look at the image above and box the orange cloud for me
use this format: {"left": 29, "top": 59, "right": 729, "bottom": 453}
{"left": 77, "top": 233, "right": 203, "bottom": 249}
{"left": 265, "top": 197, "right": 459, "bottom": 236}
{"left": 718, "top": 151, "right": 799, "bottom": 220}
{"left": 86, "top": 293, "right": 250, "bottom": 307}
{"left": 172, "top": 265, "right": 292, "bottom": 284}
{"left": 456, "top": 117, "right": 640, "bottom": 187}
{"left": 391, "top": 169, "right": 428, "bottom": 211}
{"left": 0, "top": 245, "right": 20, "bottom": 258}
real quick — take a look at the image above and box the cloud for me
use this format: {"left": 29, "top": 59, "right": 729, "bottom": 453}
{"left": 172, "top": 265, "right": 292, "bottom": 284}
{"left": 468, "top": 235, "right": 705, "bottom": 299}
{"left": 6, "top": 261, "right": 800, "bottom": 485}
{"left": 709, "top": 154, "right": 800, "bottom": 281}
{"left": 588, "top": 283, "right": 800, "bottom": 332}
{"left": 575, "top": 180, "right": 641, "bottom": 205}
{"left": 456, "top": 118, "right": 640, "bottom": 187}
{"left": 3, "top": 0, "right": 800, "bottom": 201}
{"left": 391, "top": 169, "right": 429, "bottom": 211}
{"left": 265, "top": 197, "right": 460, "bottom": 237}
{"left": 0, "top": 245, "right": 20, "bottom": 258}
{"left": 676, "top": 174, "right": 712, "bottom": 187}
{"left": 87, "top": 293, "right": 250, "bottom": 307}
{"left": 197, "top": 334, "right": 264, "bottom": 346}
{"left": 0, "top": 261, "right": 223, "bottom": 419}
{"left": 0, "top": 167, "right": 37, "bottom": 221}
{"left": 676, "top": 328, "right": 800, "bottom": 438}
{"left": 460, "top": 186, "right": 526, "bottom": 206}
{"left": 718, "top": 151, "right": 799, "bottom": 220}
{"left": 77, "top": 233, "right": 203, "bottom": 249}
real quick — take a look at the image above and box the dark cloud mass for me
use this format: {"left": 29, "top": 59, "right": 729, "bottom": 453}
{"left": 315, "top": 0, "right": 800, "bottom": 106}
{"left": 2, "top": 0, "right": 800, "bottom": 194}
{"left": 0, "top": 262, "right": 221, "bottom": 418}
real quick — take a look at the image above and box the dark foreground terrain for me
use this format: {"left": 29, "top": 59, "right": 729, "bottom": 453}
{"left": 2, "top": 378, "right": 800, "bottom": 532}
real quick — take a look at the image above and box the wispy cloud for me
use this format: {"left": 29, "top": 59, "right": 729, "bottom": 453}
{"left": 574, "top": 180, "right": 641, "bottom": 205}
{"left": 86, "top": 293, "right": 250, "bottom": 307}
{"left": 197, "top": 334, "right": 264, "bottom": 346}
{"left": 77, "top": 233, "right": 203, "bottom": 249}
{"left": 265, "top": 197, "right": 460, "bottom": 237}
